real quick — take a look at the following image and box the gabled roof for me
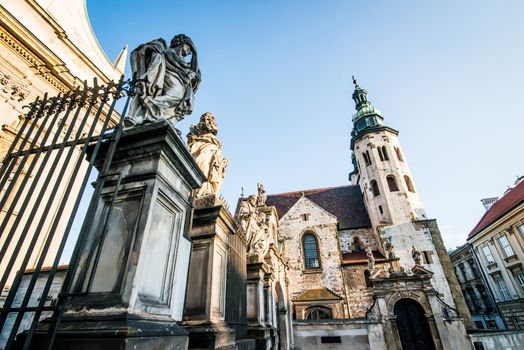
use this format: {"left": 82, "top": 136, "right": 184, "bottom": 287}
{"left": 468, "top": 178, "right": 524, "bottom": 240}
{"left": 293, "top": 288, "right": 342, "bottom": 302}
{"left": 341, "top": 250, "right": 386, "bottom": 265}
{"left": 264, "top": 185, "right": 371, "bottom": 229}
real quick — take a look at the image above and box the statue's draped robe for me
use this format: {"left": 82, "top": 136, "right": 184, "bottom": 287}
{"left": 127, "top": 38, "right": 199, "bottom": 124}
{"left": 188, "top": 134, "right": 226, "bottom": 196}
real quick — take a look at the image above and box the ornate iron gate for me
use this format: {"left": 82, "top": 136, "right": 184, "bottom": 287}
{"left": 0, "top": 77, "right": 132, "bottom": 349}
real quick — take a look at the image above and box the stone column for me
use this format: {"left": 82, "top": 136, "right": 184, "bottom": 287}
{"left": 48, "top": 121, "right": 206, "bottom": 349}
{"left": 246, "top": 257, "right": 272, "bottom": 349}
{"left": 183, "top": 198, "right": 238, "bottom": 349}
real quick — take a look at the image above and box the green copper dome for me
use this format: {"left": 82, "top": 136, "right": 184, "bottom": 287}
{"left": 352, "top": 105, "right": 382, "bottom": 122}
{"left": 350, "top": 77, "right": 386, "bottom": 137}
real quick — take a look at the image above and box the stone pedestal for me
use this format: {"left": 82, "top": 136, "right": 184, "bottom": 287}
{"left": 183, "top": 196, "right": 240, "bottom": 349}
{"left": 42, "top": 121, "right": 206, "bottom": 349}
{"left": 246, "top": 258, "right": 272, "bottom": 350}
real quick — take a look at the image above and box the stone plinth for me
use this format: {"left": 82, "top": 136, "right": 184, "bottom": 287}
{"left": 183, "top": 196, "right": 240, "bottom": 349}
{"left": 40, "top": 121, "right": 206, "bottom": 349}
{"left": 246, "top": 258, "right": 272, "bottom": 350}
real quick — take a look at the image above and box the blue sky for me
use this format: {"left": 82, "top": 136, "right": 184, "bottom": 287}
{"left": 87, "top": 0, "right": 523, "bottom": 249}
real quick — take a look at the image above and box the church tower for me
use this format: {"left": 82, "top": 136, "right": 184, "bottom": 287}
{"left": 349, "top": 77, "right": 425, "bottom": 228}
{"left": 349, "top": 78, "right": 474, "bottom": 332}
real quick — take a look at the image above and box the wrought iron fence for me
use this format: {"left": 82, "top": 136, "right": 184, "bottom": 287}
{"left": 0, "top": 77, "right": 131, "bottom": 349}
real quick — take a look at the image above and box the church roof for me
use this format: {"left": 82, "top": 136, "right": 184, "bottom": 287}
{"left": 265, "top": 185, "right": 372, "bottom": 229}
{"left": 293, "top": 288, "right": 342, "bottom": 302}
{"left": 468, "top": 177, "right": 524, "bottom": 240}
{"left": 341, "top": 250, "right": 386, "bottom": 265}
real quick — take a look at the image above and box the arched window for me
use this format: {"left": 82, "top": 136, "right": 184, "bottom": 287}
{"left": 370, "top": 180, "right": 380, "bottom": 197}
{"left": 377, "top": 147, "right": 384, "bottom": 161}
{"left": 404, "top": 175, "right": 415, "bottom": 193}
{"left": 305, "top": 306, "right": 332, "bottom": 320}
{"left": 362, "top": 151, "right": 372, "bottom": 166}
{"left": 387, "top": 175, "right": 399, "bottom": 192}
{"left": 381, "top": 146, "right": 389, "bottom": 160}
{"left": 364, "top": 270, "right": 372, "bottom": 287}
{"left": 353, "top": 237, "right": 362, "bottom": 252}
{"left": 303, "top": 233, "right": 320, "bottom": 269}
{"left": 394, "top": 147, "right": 404, "bottom": 161}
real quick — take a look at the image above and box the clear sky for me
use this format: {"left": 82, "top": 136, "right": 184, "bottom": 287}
{"left": 87, "top": 0, "right": 523, "bottom": 250}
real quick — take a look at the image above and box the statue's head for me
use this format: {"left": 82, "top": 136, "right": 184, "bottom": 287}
{"left": 171, "top": 34, "right": 193, "bottom": 57}
{"left": 247, "top": 195, "right": 257, "bottom": 206}
{"left": 198, "top": 112, "right": 218, "bottom": 135}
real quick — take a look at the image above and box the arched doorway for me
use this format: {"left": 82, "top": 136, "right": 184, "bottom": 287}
{"left": 394, "top": 298, "right": 436, "bottom": 350}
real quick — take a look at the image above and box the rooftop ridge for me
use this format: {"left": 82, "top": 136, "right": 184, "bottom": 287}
{"left": 267, "top": 184, "right": 356, "bottom": 198}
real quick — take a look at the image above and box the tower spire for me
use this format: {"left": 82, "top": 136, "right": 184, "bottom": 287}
{"left": 350, "top": 77, "right": 385, "bottom": 138}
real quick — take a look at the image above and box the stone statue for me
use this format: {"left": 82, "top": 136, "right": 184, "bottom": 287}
{"left": 366, "top": 247, "right": 375, "bottom": 271}
{"left": 412, "top": 245, "right": 422, "bottom": 265}
{"left": 187, "top": 112, "right": 228, "bottom": 197}
{"left": 384, "top": 239, "right": 395, "bottom": 259}
{"left": 125, "top": 34, "right": 200, "bottom": 126}
{"left": 238, "top": 195, "right": 270, "bottom": 257}
{"left": 256, "top": 183, "right": 267, "bottom": 207}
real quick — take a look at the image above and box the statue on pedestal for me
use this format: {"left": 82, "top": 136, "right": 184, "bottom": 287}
{"left": 412, "top": 245, "right": 422, "bottom": 266}
{"left": 366, "top": 247, "right": 375, "bottom": 271}
{"left": 238, "top": 195, "right": 270, "bottom": 258}
{"left": 256, "top": 183, "right": 267, "bottom": 207}
{"left": 384, "top": 238, "right": 395, "bottom": 259}
{"left": 187, "top": 112, "right": 228, "bottom": 197}
{"left": 125, "top": 34, "right": 200, "bottom": 126}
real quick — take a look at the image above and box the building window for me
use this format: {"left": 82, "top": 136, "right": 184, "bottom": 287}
{"left": 498, "top": 236, "right": 514, "bottom": 257}
{"left": 495, "top": 279, "right": 511, "bottom": 301}
{"left": 303, "top": 233, "right": 320, "bottom": 269}
{"left": 381, "top": 146, "right": 389, "bottom": 160}
{"left": 404, "top": 175, "right": 415, "bottom": 193}
{"left": 514, "top": 274, "right": 524, "bottom": 292}
{"left": 301, "top": 213, "right": 310, "bottom": 221}
{"left": 482, "top": 246, "right": 495, "bottom": 264}
{"left": 423, "top": 251, "right": 433, "bottom": 264}
{"left": 386, "top": 175, "right": 399, "bottom": 192}
{"left": 305, "top": 306, "right": 332, "bottom": 320}
{"left": 362, "top": 151, "right": 372, "bottom": 166}
{"left": 519, "top": 224, "right": 524, "bottom": 236}
{"left": 353, "top": 237, "right": 363, "bottom": 252}
{"left": 394, "top": 147, "right": 404, "bottom": 161}
{"left": 370, "top": 180, "right": 380, "bottom": 197}
{"left": 474, "top": 321, "right": 485, "bottom": 329}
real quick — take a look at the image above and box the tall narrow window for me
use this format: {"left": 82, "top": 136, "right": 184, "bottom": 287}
{"left": 386, "top": 175, "right": 399, "bottom": 192}
{"left": 519, "top": 225, "right": 524, "bottom": 236}
{"left": 377, "top": 147, "right": 384, "bottom": 161}
{"left": 404, "top": 175, "right": 415, "bottom": 193}
{"left": 364, "top": 270, "right": 371, "bottom": 287}
{"left": 370, "top": 180, "right": 380, "bottom": 197}
{"left": 514, "top": 274, "right": 524, "bottom": 292}
{"left": 362, "top": 152, "right": 371, "bottom": 166}
{"left": 394, "top": 147, "right": 404, "bottom": 161}
{"left": 498, "top": 236, "right": 514, "bottom": 257}
{"left": 381, "top": 146, "right": 389, "bottom": 160}
{"left": 495, "top": 279, "right": 511, "bottom": 301}
{"left": 303, "top": 233, "right": 320, "bottom": 269}
{"left": 482, "top": 246, "right": 495, "bottom": 264}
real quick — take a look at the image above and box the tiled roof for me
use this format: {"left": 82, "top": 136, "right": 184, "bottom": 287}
{"left": 293, "top": 288, "right": 342, "bottom": 301}
{"left": 264, "top": 185, "right": 372, "bottom": 229}
{"left": 468, "top": 178, "right": 524, "bottom": 239}
{"left": 341, "top": 250, "right": 386, "bottom": 265}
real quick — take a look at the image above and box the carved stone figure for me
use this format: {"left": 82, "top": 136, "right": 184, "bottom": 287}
{"left": 187, "top": 112, "right": 228, "bottom": 197}
{"left": 412, "top": 245, "right": 422, "bottom": 265}
{"left": 366, "top": 247, "right": 375, "bottom": 271}
{"left": 257, "top": 183, "right": 267, "bottom": 207}
{"left": 384, "top": 239, "right": 395, "bottom": 259}
{"left": 125, "top": 34, "right": 200, "bottom": 126}
{"left": 238, "top": 195, "right": 270, "bottom": 257}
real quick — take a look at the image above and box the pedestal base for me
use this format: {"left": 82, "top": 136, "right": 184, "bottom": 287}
{"left": 16, "top": 313, "right": 188, "bottom": 350}
{"left": 185, "top": 322, "right": 237, "bottom": 349}
{"left": 246, "top": 326, "right": 273, "bottom": 350}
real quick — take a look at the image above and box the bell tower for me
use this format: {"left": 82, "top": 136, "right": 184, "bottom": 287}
{"left": 349, "top": 77, "right": 426, "bottom": 229}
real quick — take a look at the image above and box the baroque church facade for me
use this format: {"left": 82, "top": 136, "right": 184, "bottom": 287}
{"left": 240, "top": 79, "right": 474, "bottom": 349}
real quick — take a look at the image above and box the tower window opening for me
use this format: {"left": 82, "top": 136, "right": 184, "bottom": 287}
{"left": 381, "top": 146, "right": 389, "bottom": 160}
{"left": 377, "top": 147, "right": 384, "bottom": 161}
{"left": 394, "top": 147, "right": 404, "bottom": 161}
{"left": 370, "top": 180, "right": 380, "bottom": 197}
{"left": 363, "top": 150, "right": 372, "bottom": 166}
{"left": 386, "top": 175, "right": 399, "bottom": 192}
{"left": 303, "top": 233, "right": 321, "bottom": 269}
{"left": 378, "top": 205, "right": 383, "bottom": 215}
{"left": 404, "top": 175, "right": 415, "bottom": 193}
{"left": 364, "top": 270, "right": 372, "bottom": 287}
